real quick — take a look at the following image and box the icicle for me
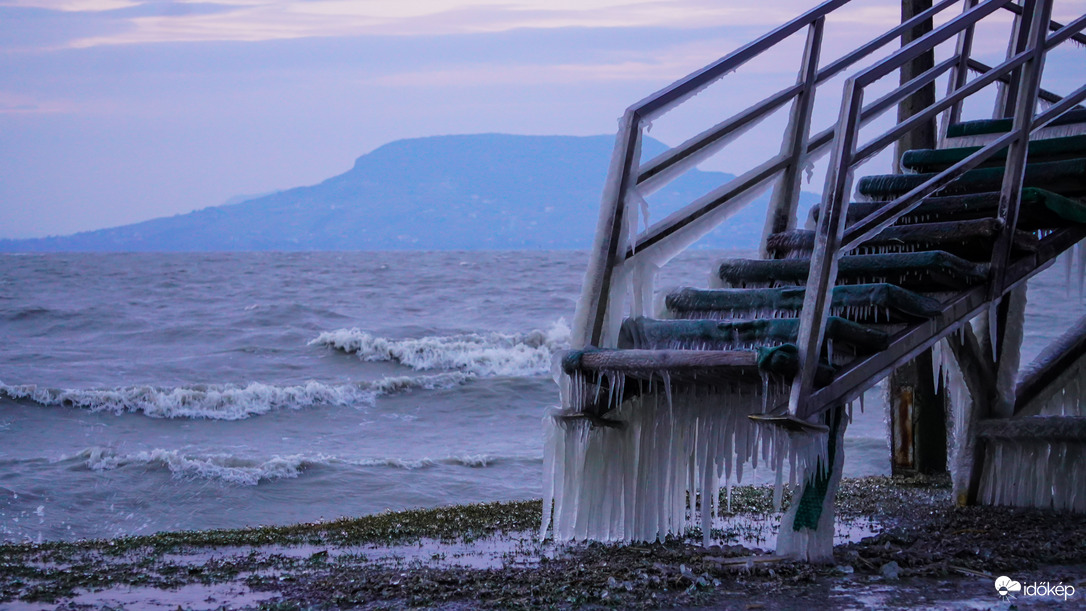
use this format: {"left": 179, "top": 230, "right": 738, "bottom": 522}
{"left": 931, "top": 340, "right": 943, "bottom": 394}
{"left": 1065, "top": 246, "right": 1075, "bottom": 297}
{"left": 1078, "top": 242, "right": 1086, "bottom": 301}
{"left": 760, "top": 371, "right": 770, "bottom": 413}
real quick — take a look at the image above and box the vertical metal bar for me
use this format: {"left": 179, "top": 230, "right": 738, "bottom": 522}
{"left": 942, "top": 0, "right": 979, "bottom": 140}
{"left": 571, "top": 111, "right": 642, "bottom": 349}
{"left": 993, "top": 4, "right": 1024, "bottom": 117}
{"left": 989, "top": 0, "right": 1051, "bottom": 303}
{"left": 999, "top": 0, "right": 1037, "bottom": 118}
{"left": 760, "top": 18, "right": 825, "bottom": 257}
{"left": 790, "top": 82, "right": 865, "bottom": 420}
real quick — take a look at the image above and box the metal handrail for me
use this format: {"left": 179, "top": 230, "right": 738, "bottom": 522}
{"left": 573, "top": 0, "right": 971, "bottom": 349}
{"left": 573, "top": 0, "right": 1085, "bottom": 422}
{"left": 1001, "top": 1, "right": 1086, "bottom": 45}
{"left": 789, "top": 0, "right": 1086, "bottom": 420}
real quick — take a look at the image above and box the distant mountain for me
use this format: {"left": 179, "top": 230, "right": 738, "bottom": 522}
{"left": 0, "top": 134, "right": 819, "bottom": 252}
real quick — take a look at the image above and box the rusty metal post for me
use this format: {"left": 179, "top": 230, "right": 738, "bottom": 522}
{"left": 890, "top": 352, "right": 948, "bottom": 475}
{"left": 889, "top": 0, "right": 948, "bottom": 476}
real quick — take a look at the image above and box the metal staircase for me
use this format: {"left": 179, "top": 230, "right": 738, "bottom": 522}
{"left": 548, "top": 0, "right": 1086, "bottom": 552}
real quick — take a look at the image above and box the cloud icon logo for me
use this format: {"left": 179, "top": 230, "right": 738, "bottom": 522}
{"left": 995, "top": 576, "right": 1022, "bottom": 599}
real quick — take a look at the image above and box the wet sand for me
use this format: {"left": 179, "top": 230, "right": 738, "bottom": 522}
{"left": 2, "top": 476, "right": 1083, "bottom": 609}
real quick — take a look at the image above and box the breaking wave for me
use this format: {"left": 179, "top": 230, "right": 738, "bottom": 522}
{"left": 71, "top": 448, "right": 541, "bottom": 485}
{"left": 309, "top": 319, "right": 570, "bottom": 377}
{"left": 78, "top": 447, "right": 316, "bottom": 486}
{"left": 0, "top": 373, "right": 472, "bottom": 420}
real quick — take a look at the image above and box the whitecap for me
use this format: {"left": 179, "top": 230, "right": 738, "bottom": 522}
{"left": 77, "top": 447, "right": 318, "bottom": 486}
{"left": 66, "top": 448, "right": 542, "bottom": 483}
{"left": 0, "top": 372, "right": 473, "bottom": 421}
{"left": 309, "top": 319, "right": 570, "bottom": 377}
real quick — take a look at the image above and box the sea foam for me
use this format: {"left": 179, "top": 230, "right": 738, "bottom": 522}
{"left": 309, "top": 319, "right": 570, "bottom": 377}
{"left": 0, "top": 372, "right": 472, "bottom": 420}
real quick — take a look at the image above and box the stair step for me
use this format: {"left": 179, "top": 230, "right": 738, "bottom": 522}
{"left": 664, "top": 283, "right": 941, "bottom": 323}
{"left": 901, "top": 134, "right": 1086, "bottom": 174}
{"left": 809, "top": 188, "right": 1086, "bottom": 230}
{"left": 767, "top": 218, "right": 1037, "bottom": 259}
{"left": 716, "top": 251, "right": 988, "bottom": 290}
{"left": 618, "top": 316, "right": 889, "bottom": 355}
{"left": 946, "top": 108, "right": 1086, "bottom": 139}
{"left": 978, "top": 416, "right": 1086, "bottom": 442}
{"left": 561, "top": 345, "right": 834, "bottom": 384}
{"left": 561, "top": 349, "right": 761, "bottom": 386}
{"left": 857, "top": 158, "right": 1086, "bottom": 201}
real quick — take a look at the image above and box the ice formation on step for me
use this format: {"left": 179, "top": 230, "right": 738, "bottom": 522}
{"left": 541, "top": 374, "right": 829, "bottom": 547}
{"left": 978, "top": 439, "right": 1086, "bottom": 512}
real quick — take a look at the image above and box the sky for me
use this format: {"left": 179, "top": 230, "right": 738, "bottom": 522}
{"left": 1, "top": 0, "right": 1084, "bottom": 239}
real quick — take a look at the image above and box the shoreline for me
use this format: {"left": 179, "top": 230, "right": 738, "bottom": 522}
{"left": 2, "top": 475, "right": 1084, "bottom": 609}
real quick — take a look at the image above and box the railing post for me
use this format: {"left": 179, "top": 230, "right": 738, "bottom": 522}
{"left": 790, "top": 82, "right": 864, "bottom": 420}
{"left": 761, "top": 18, "right": 825, "bottom": 257}
{"left": 571, "top": 111, "right": 642, "bottom": 349}
{"left": 996, "top": 0, "right": 1037, "bottom": 118}
{"left": 942, "top": 0, "right": 979, "bottom": 144}
{"left": 989, "top": 0, "right": 1051, "bottom": 303}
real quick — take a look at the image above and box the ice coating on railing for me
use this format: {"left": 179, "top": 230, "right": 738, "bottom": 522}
{"left": 637, "top": 117, "right": 761, "bottom": 197}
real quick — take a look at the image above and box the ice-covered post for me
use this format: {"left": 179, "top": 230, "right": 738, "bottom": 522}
{"left": 776, "top": 404, "right": 848, "bottom": 563}
{"left": 571, "top": 111, "right": 642, "bottom": 350}
{"left": 889, "top": 0, "right": 948, "bottom": 477}
{"left": 760, "top": 17, "right": 824, "bottom": 257}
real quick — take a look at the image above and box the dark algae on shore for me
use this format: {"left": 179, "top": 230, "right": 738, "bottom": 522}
{"left": 2, "top": 477, "right": 1084, "bottom": 609}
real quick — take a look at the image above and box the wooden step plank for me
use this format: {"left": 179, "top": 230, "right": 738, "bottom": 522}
{"left": 562, "top": 349, "right": 761, "bottom": 385}
{"left": 901, "top": 134, "right": 1086, "bottom": 174}
{"left": 945, "top": 108, "right": 1086, "bottom": 139}
{"left": 717, "top": 251, "right": 988, "bottom": 290}
{"left": 767, "top": 218, "right": 1037, "bottom": 259}
{"left": 562, "top": 346, "right": 835, "bottom": 385}
{"left": 618, "top": 316, "right": 890, "bottom": 353}
{"left": 664, "top": 284, "right": 941, "bottom": 322}
{"left": 857, "top": 158, "right": 1086, "bottom": 200}
{"left": 809, "top": 188, "right": 1086, "bottom": 230}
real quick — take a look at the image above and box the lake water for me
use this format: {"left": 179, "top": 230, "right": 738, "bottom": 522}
{"left": 2, "top": 250, "right": 1082, "bottom": 542}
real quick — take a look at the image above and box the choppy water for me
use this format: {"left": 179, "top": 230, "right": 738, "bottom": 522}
{"left": 1, "top": 250, "right": 1082, "bottom": 542}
